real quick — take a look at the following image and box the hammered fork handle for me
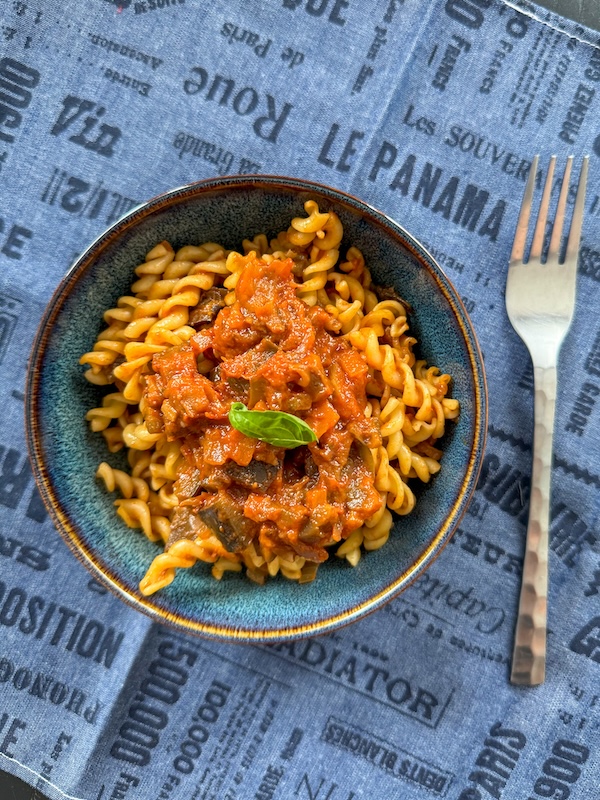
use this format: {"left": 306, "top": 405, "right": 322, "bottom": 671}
{"left": 510, "top": 364, "right": 556, "bottom": 685}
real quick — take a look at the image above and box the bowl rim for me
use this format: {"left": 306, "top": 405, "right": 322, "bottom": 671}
{"left": 25, "top": 174, "right": 488, "bottom": 641}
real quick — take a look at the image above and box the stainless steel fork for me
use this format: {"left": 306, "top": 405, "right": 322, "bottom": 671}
{"left": 506, "top": 154, "right": 588, "bottom": 686}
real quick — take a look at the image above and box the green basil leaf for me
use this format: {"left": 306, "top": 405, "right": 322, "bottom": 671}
{"left": 228, "top": 402, "right": 317, "bottom": 448}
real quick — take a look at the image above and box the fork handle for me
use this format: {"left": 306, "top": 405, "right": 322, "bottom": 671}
{"left": 510, "top": 364, "right": 556, "bottom": 686}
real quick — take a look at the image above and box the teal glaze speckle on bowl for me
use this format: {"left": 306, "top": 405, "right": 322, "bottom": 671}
{"left": 26, "top": 176, "right": 487, "bottom": 642}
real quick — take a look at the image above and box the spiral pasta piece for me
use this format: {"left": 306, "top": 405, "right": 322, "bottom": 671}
{"left": 298, "top": 247, "right": 339, "bottom": 305}
{"left": 291, "top": 200, "right": 330, "bottom": 233}
{"left": 96, "top": 462, "right": 150, "bottom": 501}
{"left": 336, "top": 528, "right": 365, "bottom": 566}
{"left": 85, "top": 393, "right": 128, "bottom": 432}
{"left": 139, "top": 536, "right": 230, "bottom": 595}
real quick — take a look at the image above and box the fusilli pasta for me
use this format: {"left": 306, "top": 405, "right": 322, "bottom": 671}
{"left": 81, "top": 201, "right": 459, "bottom": 594}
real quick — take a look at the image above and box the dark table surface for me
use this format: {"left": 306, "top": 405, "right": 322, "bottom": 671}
{"left": 541, "top": 0, "right": 600, "bottom": 30}
{"left": 2, "top": 0, "right": 598, "bottom": 798}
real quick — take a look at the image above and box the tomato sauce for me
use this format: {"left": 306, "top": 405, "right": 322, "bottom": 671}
{"left": 143, "top": 254, "right": 383, "bottom": 563}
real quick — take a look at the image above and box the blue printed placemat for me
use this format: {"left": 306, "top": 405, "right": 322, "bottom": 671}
{"left": 0, "top": 1, "right": 599, "bottom": 798}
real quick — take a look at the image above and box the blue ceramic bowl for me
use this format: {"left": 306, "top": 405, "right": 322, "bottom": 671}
{"left": 26, "top": 176, "right": 487, "bottom": 642}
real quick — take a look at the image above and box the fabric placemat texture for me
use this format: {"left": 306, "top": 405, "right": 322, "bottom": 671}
{"left": 0, "top": 1, "right": 599, "bottom": 798}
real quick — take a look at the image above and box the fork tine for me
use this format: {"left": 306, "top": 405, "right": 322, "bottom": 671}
{"left": 564, "top": 155, "right": 589, "bottom": 264}
{"left": 511, "top": 155, "right": 539, "bottom": 263}
{"left": 548, "top": 156, "right": 573, "bottom": 261}
{"left": 530, "top": 155, "right": 556, "bottom": 260}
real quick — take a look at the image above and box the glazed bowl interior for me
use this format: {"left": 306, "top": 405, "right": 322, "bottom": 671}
{"left": 26, "top": 176, "right": 487, "bottom": 642}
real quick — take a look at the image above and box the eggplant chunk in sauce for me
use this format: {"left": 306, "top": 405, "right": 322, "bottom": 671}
{"left": 198, "top": 492, "right": 258, "bottom": 552}
{"left": 224, "top": 460, "right": 279, "bottom": 492}
{"left": 189, "top": 287, "right": 227, "bottom": 329}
